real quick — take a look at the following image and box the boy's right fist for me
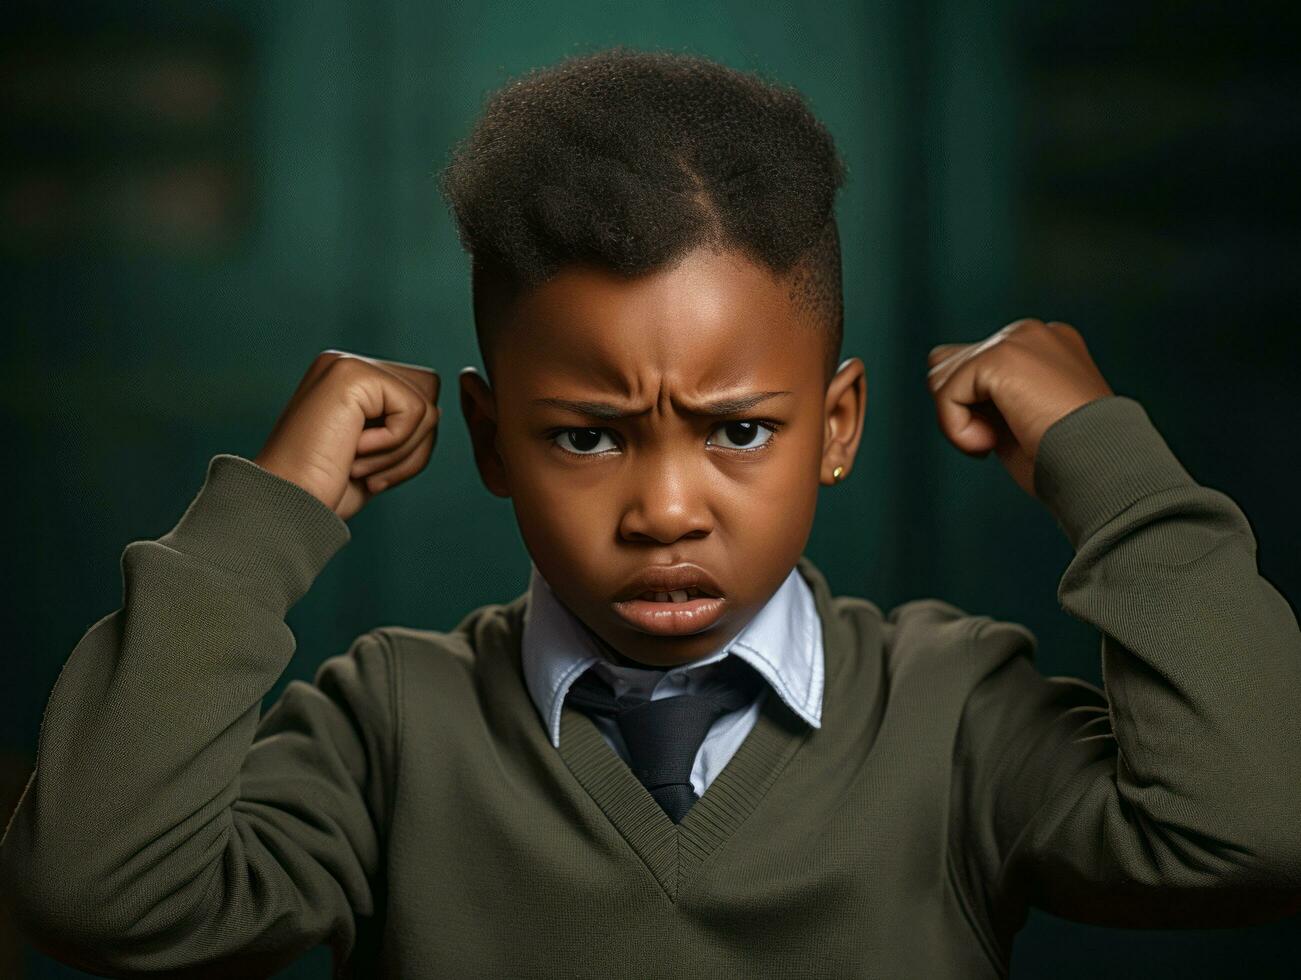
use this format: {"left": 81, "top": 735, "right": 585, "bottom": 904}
{"left": 253, "top": 350, "right": 440, "bottom": 521}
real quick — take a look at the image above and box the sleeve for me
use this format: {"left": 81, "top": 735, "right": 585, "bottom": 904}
{"left": 0, "top": 453, "right": 396, "bottom": 978}
{"left": 947, "top": 396, "right": 1301, "bottom": 958}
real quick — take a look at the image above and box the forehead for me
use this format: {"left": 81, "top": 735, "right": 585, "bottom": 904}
{"left": 494, "top": 248, "right": 819, "bottom": 396}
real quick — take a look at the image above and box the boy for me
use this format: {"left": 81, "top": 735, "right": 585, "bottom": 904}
{"left": 2, "top": 46, "right": 1299, "bottom": 979}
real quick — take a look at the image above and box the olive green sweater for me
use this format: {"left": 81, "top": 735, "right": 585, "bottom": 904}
{"left": 2, "top": 395, "right": 1299, "bottom": 979}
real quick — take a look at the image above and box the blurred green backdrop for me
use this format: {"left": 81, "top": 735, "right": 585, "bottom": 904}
{"left": 3, "top": 0, "right": 1298, "bottom": 977}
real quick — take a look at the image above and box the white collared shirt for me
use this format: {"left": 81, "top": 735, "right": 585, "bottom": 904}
{"left": 520, "top": 562, "right": 824, "bottom": 797}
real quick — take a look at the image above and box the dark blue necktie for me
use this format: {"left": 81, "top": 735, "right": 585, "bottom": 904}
{"left": 565, "top": 654, "right": 765, "bottom": 823}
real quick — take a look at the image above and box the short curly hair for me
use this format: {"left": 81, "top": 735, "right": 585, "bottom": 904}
{"left": 437, "top": 45, "right": 848, "bottom": 385}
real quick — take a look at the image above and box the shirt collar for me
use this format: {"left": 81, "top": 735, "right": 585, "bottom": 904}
{"left": 521, "top": 561, "right": 824, "bottom": 748}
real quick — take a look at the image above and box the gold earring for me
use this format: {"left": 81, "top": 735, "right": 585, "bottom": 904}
{"left": 832, "top": 466, "right": 844, "bottom": 482}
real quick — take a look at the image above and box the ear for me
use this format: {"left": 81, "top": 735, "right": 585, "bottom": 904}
{"left": 821, "top": 356, "right": 867, "bottom": 485}
{"left": 459, "top": 366, "right": 511, "bottom": 498}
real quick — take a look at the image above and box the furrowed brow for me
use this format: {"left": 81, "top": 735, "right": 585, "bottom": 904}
{"left": 533, "top": 390, "right": 793, "bottom": 420}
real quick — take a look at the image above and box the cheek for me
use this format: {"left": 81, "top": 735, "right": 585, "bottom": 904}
{"left": 507, "top": 466, "right": 608, "bottom": 585}
{"left": 743, "top": 426, "right": 823, "bottom": 545}
{"left": 511, "top": 497, "right": 619, "bottom": 616}
{"left": 740, "top": 457, "right": 819, "bottom": 544}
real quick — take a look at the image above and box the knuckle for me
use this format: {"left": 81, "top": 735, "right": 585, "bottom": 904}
{"left": 321, "top": 350, "right": 367, "bottom": 378}
{"left": 390, "top": 442, "right": 431, "bottom": 476}
{"left": 370, "top": 446, "right": 401, "bottom": 469}
{"left": 340, "top": 376, "right": 372, "bottom": 407}
{"left": 1001, "top": 325, "right": 1041, "bottom": 351}
{"left": 385, "top": 457, "right": 421, "bottom": 484}
{"left": 327, "top": 352, "right": 366, "bottom": 381}
{"left": 402, "top": 405, "right": 428, "bottom": 436}
{"left": 1002, "top": 317, "right": 1042, "bottom": 338}
{"left": 405, "top": 439, "right": 436, "bottom": 469}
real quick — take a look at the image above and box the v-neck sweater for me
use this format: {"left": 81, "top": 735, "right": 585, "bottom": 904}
{"left": 2, "top": 395, "right": 1300, "bottom": 979}
{"left": 519, "top": 557, "right": 825, "bottom": 799}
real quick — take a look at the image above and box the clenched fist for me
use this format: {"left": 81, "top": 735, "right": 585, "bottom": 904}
{"left": 254, "top": 350, "right": 441, "bottom": 521}
{"left": 926, "top": 318, "right": 1114, "bottom": 500}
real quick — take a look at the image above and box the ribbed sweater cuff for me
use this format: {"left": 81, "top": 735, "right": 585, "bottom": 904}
{"left": 156, "top": 453, "right": 352, "bottom": 614}
{"left": 1032, "top": 395, "right": 1195, "bottom": 551}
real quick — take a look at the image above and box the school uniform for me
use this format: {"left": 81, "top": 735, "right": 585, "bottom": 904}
{"left": 521, "top": 556, "right": 824, "bottom": 799}
{"left": 2, "top": 394, "right": 1299, "bottom": 978}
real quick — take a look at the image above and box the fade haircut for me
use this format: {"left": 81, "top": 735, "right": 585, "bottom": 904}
{"left": 437, "top": 45, "right": 848, "bottom": 386}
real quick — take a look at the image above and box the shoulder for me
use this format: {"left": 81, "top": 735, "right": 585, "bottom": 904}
{"left": 878, "top": 597, "right": 1039, "bottom": 688}
{"left": 884, "top": 596, "right": 983, "bottom": 644}
{"left": 795, "top": 556, "right": 1038, "bottom": 681}
{"left": 364, "top": 591, "right": 529, "bottom": 687}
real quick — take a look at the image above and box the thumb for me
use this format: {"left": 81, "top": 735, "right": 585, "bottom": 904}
{"left": 935, "top": 393, "right": 998, "bottom": 458}
{"left": 953, "top": 412, "right": 998, "bottom": 458}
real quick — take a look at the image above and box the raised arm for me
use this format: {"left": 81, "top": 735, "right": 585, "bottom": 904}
{"left": 0, "top": 454, "right": 393, "bottom": 977}
{"left": 947, "top": 395, "right": 1301, "bottom": 961}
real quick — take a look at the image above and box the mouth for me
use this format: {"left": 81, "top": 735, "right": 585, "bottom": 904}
{"left": 610, "top": 564, "right": 728, "bottom": 636}
{"left": 631, "top": 586, "right": 712, "bottom": 603}
{"left": 614, "top": 564, "right": 725, "bottom": 603}
{"left": 610, "top": 589, "right": 727, "bottom": 636}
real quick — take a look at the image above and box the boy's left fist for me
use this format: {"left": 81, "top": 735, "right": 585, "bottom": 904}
{"left": 925, "top": 318, "right": 1114, "bottom": 500}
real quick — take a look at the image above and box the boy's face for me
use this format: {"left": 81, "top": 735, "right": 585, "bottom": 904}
{"left": 461, "top": 246, "right": 866, "bottom": 668}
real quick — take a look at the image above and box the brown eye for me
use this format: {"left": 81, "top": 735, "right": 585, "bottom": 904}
{"left": 554, "top": 428, "right": 617, "bottom": 455}
{"left": 552, "top": 421, "right": 777, "bottom": 455}
{"left": 708, "top": 420, "right": 775, "bottom": 450}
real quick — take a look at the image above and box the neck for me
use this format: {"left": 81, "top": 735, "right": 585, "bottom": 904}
{"left": 606, "top": 647, "right": 661, "bottom": 670}
{"left": 584, "top": 625, "right": 663, "bottom": 671}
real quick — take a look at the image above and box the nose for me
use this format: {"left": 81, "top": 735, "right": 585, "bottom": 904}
{"left": 617, "top": 453, "right": 713, "bottom": 544}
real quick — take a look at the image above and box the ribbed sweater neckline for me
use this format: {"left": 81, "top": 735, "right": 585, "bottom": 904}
{"left": 554, "top": 555, "right": 845, "bottom": 902}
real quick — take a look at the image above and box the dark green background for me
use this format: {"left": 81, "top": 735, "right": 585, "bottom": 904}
{"left": 3, "top": 1, "right": 1298, "bottom": 977}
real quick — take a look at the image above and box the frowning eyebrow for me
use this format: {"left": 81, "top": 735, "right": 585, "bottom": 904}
{"left": 533, "top": 390, "right": 793, "bottom": 420}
